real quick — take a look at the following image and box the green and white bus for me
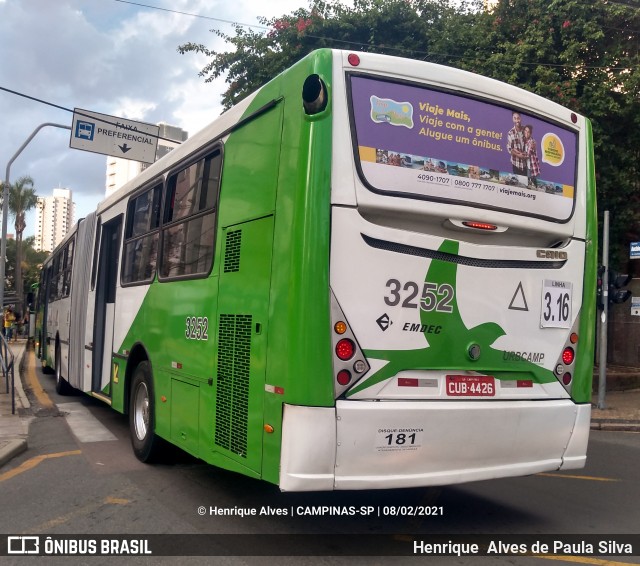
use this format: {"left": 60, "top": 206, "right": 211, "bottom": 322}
{"left": 37, "top": 49, "right": 597, "bottom": 491}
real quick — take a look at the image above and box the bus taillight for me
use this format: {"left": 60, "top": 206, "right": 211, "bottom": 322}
{"left": 554, "top": 322, "right": 579, "bottom": 396}
{"left": 462, "top": 221, "right": 498, "bottom": 231}
{"left": 334, "top": 321, "right": 347, "bottom": 335}
{"left": 337, "top": 370, "right": 352, "bottom": 386}
{"left": 336, "top": 339, "right": 355, "bottom": 360}
{"left": 562, "top": 347, "right": 575, "bottom": 365}
{"left": 353, "top": 360, "right": 367, "bottom": 373}
{"left": 331, "top": 290, "right": 370, "bottom": 398}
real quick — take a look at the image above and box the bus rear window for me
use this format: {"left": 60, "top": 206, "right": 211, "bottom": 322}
{"left": 349, "top": 74, "right": 578, "bottom": 223}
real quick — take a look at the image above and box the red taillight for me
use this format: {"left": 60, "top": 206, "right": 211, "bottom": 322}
{"left": 462, "top": 221, "right": 498, "bottom": 231}
{"left": 336, "top": 339, "right": 355, "bottom": 360}
{"left": 348, "top": 53, "right": 360, "bottom": 66}
{"left": 562, "top": 347, "right": 575, "bottom": 365}
{"left": 562, "top": 372, "right": 572, "bottom": 385}
{"left": 337, "top": 370, "right": 351, "bottom": 386}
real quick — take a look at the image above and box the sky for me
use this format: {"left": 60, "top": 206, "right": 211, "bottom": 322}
{"left": 0, "top": 0, "right": 313, "bottom": 238}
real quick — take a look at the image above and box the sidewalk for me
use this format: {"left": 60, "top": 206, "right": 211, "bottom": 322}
{"left": 0, "top": 345, "right": 638, "bottom": 471}
{"left": 591, "top": 365, "right": 640, "bottom": 431}
{"left": 0, "top": 338, "right": 32, "bottom": 468}
{"left": 591, "top": 389, "right": 640, "bottom": 431}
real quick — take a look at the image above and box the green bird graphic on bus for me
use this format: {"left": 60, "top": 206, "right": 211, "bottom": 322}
{"left": 349, "top": 240, "right": 556, "bottom": 396}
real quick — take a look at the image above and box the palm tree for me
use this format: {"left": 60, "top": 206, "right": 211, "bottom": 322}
{"left": 8, "top": 176, "right": 38, "bottom": 313}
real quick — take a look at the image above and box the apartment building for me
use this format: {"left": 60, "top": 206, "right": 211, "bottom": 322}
{"left": 34, "top": 188, "right": 75, "bottom": 253}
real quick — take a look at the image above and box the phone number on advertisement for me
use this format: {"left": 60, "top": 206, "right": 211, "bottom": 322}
{"left": 417, "top": 174, "right": 496, "bottom": 192}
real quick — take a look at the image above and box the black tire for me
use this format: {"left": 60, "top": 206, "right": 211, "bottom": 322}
{"left": 129, "top": 361, "right": 163, "bottom": 463}
{"left": 55, "top": 343, "right": 72, "bottom": 395}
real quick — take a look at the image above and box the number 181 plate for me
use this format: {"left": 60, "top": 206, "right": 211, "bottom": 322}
{"left": 446, "top": 375, "right": 495, "bottom": 397}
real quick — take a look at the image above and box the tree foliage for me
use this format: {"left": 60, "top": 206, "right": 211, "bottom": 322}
{"left": 179, "top": 0, "right": 640, "bottom": 268}
{"left": 178, "top": 0, "right": 468, "bottom": 108}
{"left": 4, "top": 237, "right": 48, "bottom": 312}
{"left": 468, "top": 0, "right": 640, "bottom": 269}
{"left": 6, "top": 175, "right": 39, "bottom": 309}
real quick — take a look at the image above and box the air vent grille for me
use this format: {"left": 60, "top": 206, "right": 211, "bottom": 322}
{"left": 215, "top": 313, "right": 252, "bottom": 457}
{"left": 224, "top": 229, "right": 242, "bottom": 273}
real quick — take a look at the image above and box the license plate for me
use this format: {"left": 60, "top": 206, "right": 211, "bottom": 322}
{"left": 446, "top": 375, "right": 495, "bottom": 397}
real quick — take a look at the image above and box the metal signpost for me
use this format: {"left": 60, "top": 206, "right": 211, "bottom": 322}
{"left": 1, "top": 123, "right": 71, "bottom": 312}
{"left": 2, "top": 110, "right": 163, "bottom": 313}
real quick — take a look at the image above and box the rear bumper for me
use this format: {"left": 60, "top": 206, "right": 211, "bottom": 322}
{"left": 279, "top": 399, "right": 590, "bottom": 491}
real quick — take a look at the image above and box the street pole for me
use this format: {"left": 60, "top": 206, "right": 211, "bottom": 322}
{"left": 1, "top": 123, "right": 71, "bottom": 311}
{"left": 597, "top": 210, "right": 609, "bottom": 409}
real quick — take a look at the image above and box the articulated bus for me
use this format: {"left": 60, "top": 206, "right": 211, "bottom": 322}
{"left": 37, "top": 49, "right": 596, "bottom": 491}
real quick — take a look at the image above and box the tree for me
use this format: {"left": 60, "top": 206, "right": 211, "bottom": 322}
{"left": 5, "top": 236, "right": 48, "bottom": 312}
{"left": 8, "top": 175, "right": 38, "bottom": 311}
{"left": 178, "top": 0, "right": 467, "bottom": 109}
{"left": 462, "top": 0, "right": 640, "bottom": 268}
{"left": 178, "top": 0, "right": 640, "bottom": 268}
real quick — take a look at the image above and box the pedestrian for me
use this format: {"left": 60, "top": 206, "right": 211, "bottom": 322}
{"left": 4, "top": 307, "right": 15, "bottom": 342}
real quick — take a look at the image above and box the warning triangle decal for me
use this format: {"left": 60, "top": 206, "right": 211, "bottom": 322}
{"left": 508, "top": 282, "right": 529, "bottom": 311}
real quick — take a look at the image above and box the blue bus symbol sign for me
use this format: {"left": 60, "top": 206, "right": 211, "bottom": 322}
{"left": 631, "top": 242, "right": 640, "bottom": 259}
{"left": 75, "top": 120, "right": 95, "bottom": 141}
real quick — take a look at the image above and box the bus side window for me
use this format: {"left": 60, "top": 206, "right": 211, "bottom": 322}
{"left": 122, "top": 183, "right": 162, "bottom": 285}
{"left": 62, "top": 237, "right": 75, "bottom": 297}
{"left": 51, "top": 252, "right": 62, "bottom": 301}
{"left": 159, "top": 147, "right": 222, "bottom": 280}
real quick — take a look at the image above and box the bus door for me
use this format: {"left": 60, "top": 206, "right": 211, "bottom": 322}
{"left": 68, "top": 213, "right": 96, "bottom": 390}
{"left": 39, "top": 265, "right": 53, "bottom": 364}
{"left": 92, "top": 216, "right": 122, "bottom": 396}
{"left": 212, "top": 215, "right": 274, "bottom": 475}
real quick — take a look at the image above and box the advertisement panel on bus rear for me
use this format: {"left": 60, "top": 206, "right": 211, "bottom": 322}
{"left": 349, "top": 74, "right": 578, "bottom": 222}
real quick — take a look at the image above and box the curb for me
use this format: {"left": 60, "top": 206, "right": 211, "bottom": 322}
{"left": 590, "top": 420, "right": 640, "bottom": 432}
{"left": 0, "top": 438, "right": 28, "bottom": 469}
{"left": 17, "top": 345, "right": 31, "bottom": 410}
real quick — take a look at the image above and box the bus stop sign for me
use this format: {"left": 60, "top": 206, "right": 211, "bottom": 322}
{"left": 70, "top": 108, "right": 159, "bottom": 164}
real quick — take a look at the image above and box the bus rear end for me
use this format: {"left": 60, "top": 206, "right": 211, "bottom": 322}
{"left": 279, "top": 51, "right": 596, "bottom": 491}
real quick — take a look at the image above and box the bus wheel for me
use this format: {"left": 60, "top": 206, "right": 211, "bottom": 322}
{"left": 55, "top": 343, "right": 72, "bottom": 395}
{"left": 130, "top": 361, "right": 161, "bottom": 462}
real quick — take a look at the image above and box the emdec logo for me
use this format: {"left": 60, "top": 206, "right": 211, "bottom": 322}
{"left": 376, "top": 313, "right": 392, "bottom": 331}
